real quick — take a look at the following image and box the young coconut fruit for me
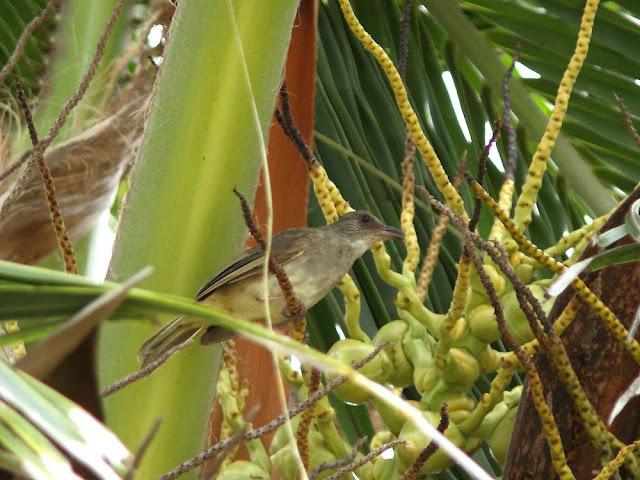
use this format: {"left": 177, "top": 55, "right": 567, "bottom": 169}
{"left": 468, "top": 263, "right": 506, "bottom": 310}
{"left": 217, "top": 461, "right": 270, "bottom": 480}
{"left": 396, "top": 409, "right": 466, "bottom": 474}
{"left": 324, "top": 339, "right": 393, "bottom": 404}
{"left": 372, "top": 395, "right": 424, "bottom": 435}
{"left": 510, "top": 251, "right": 535, "bottom": 284}
{"left": 467, "top": 303, "right": 500, "bottom": 343}
{"left": 372, "top": 320, "right": 414, "bottom": 387}
{"left": 371, "top": 431, "right": 398, "bottom": 479}
{"left": 443, "top": 348, "right": 481, "bottom": 387}
{"left": 501, "top": 283, "right": 552, "bottom": 344}
{"left": 270, "top": 417, "right": 337, "bottom": 480}
{"left": 487, "top": 405, "right": 518, "bottom": 465}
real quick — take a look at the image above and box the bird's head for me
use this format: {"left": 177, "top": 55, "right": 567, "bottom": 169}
{"left": 332, "top": 211, "right": 403, "bottom": 249}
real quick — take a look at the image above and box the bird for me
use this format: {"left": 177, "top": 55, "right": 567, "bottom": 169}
{"left": 138, "top": 210, "right": 403, "bottom": 366}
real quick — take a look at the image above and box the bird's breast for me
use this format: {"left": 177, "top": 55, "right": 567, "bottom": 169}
{"left": 283, "top": 248, "right": 352, "bottom": 308}
{"left": 201, "top": 238, "right": 360, "bottom": 323}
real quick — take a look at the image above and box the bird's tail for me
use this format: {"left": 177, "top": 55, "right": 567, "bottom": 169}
{"left": 138, "top": 316, "right": 203, "bottom": 367}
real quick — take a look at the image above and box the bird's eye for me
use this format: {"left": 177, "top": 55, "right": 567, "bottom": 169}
{"left": 361, "top": 214, "right": 371, "bottom": 224}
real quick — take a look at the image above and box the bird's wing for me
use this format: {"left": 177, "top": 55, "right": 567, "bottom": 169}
{"left": 195, "top": 229, "right": 312, "bottom": 301}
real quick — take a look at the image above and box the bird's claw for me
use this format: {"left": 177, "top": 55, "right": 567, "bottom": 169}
{"left": 282, "top": 300, "right": 306, "bottom": 321}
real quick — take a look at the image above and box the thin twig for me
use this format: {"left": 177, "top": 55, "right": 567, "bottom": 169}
{"left": 400, "top": 404, "right": 449, "bottom": 480}
{"left": 398, "top": 0, "right": 413, "bottom": 81}
{"left": 97, "top": 7, "right": 163, "bottom": 111}
{"left": 123, "top": 418, "right": 162, "bottom": 480}
{"left": 397, "top": 1, "right": 418, "bottom": 275}
{"left": 202, "top": 425, "right": 249, "bottom": 480}
{"left": 455, "top": 183, "right": 640, "bottom": 469}
{"left": 297, "top": 367, "right": 321, "bottom": 470}
{"left": 469, "top": 118, "right": 501, "bottom": 232}
{"left": 490, "top": 240, "right": 552, "bottom": 335}
{"left": 466, "top": 176, "right": 554, "bottom": 335}
{"left": 101, "top": 340, "right": 192, "bottom": 397}
{"left": 274, "top": 83, "right": 318, "bottom": 169}
{"left": 418, "top": 186, "right": 538, "bottom": 358}
{"left": 158, "top": 344, "right": 387, "bottom": 480}
{"left": 424, "top": 182, "right": 551, "bottom": 342}
{"left": 0, "top": 149, "right": 31, "bottom": 183}
{"left": 0, "top": 0, "right": 61, "bottom": 88}
{"left": 203, "top": 402, "right": 260, "bottom": 479}
{"left": 308, "top": 437, "right": 367, "bottom": 480}
{"left": 233, "top": 187, "right": 304, "bottom": 319}
{"left": 14, "top": 81, "right": 38, "bottom": 144}
{"left": 615, "top": 94, "right": 640, "bottom": 151}
{"left": 323, "top": 440, "right": 406, "bottom": 480}
{"left": 40, "top": 0, "right": 126, "bottom": 150}
{"left": 594, "top": 439, "right": 640, "bottom": 480}
{"left": 14, "top": 79, "right": 78, "bottom": 273}
{"left": 416, "top": 153, "right": 467, "bottom": 301}
{"left": 461, "top": 232, "right": 570, "bottom": 476}
{"left": 502, "top": 47, "right": 520, "bottom": 179}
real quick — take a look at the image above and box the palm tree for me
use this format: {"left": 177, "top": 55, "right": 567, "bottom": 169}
{"left": 0, "top": 0, "right": 638, "bottom": 479}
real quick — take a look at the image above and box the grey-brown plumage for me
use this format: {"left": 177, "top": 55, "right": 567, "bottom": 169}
{"left": 138, "top": 211, "right": 402, "bottom": 366}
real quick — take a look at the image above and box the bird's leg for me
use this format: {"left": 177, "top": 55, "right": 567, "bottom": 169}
{"left": 281, "top": 299, "right": 307, "bottom": 322}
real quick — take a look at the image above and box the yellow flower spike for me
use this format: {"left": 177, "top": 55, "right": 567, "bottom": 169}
{"left": 215, "top": 341, "right": 250, "bottom": 469}
{"left": 514, "top": 339, "right": 640, "bottom": 476}
{"left": 545, "top": 212, "right": 610, "bottom": 258}
{"left": 401, "top": 138, "right": 420, "bottom": 276}
{"left": 216, "top": 351, "right": 270, "bottom": 471}
{"left": 416, "top": 154, "right": 466, "bottom": 302}
{"left": 290, "top": 317, "right": 307, "bottom": 345}
{"left": 459, "top": 356, "right": 516, "bottom": 436}
{"left": 222, "top": 341, "right": 241, "bottom": 403}
{"left": 524, "top": 364, "right": 576, "bottom": 479}
{"left": 296, "top": 368, "right": 321, "bottom": 471}
{"left": 513, "top": 0, "right": 600, "bottom": 231}
{"left": 309, "top": 164, "right": 339, "bottom": 223}
{"left": 489, "top": 178, "right": 515, "bottom": 241}
{"left": 434, "top": 257, "right": 472, "bottom": 363}
{"left": 566, "top": 213, "right": 614, "bottom": 266}
{"left": 215, "top": 345, "right": 248, "bottom": 468}
{"left": 416, "top": 211, "right": 449, "bottom": 302}
{"left": 595, "top": 439, "right": 640, "bottom": 480}
{"left": 336, "top": 0, "right": 467, "bottom": 219}
{"left": 478, "top": 284, "right": 639, "bottom": 469}
{"left": 326, "top": 177, "right": 353, "bottom": 216}
{"left": 518, "top": 298, "right": 581, "bottom": 361}
{"left": 515, "top": 296, "right": 640, "bottom": 475}
{"left": 545, "top": 335, "right": 640, "bottom": 474}
{"left": 448, "top": 258, "right": 472, "bottom": 323}
{"left": 310, "top": 163, "right": 352, "bottom": 217}
{"left": 552, "top": 297, "right": 581, "bottom": 336}
{"left": 469, "top": 179, "right": 640, "bottom": 363}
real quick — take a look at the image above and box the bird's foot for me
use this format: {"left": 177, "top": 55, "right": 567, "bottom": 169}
{"left": 282, "top": 299, "right": 306, "bottom": 321}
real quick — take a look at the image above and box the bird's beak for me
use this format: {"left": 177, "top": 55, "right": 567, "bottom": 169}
{"left": 379, "top": 225, "right": 404, "bottom": 240}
